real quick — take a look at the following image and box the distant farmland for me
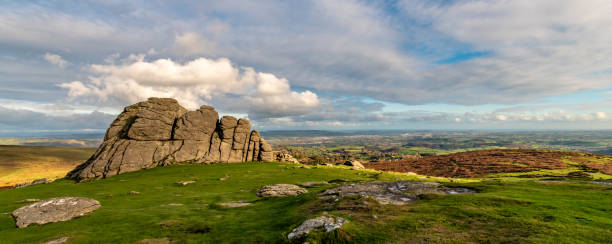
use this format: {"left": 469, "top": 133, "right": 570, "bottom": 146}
{"left": 0, "top": 145, "right": 95, "bottom": 187}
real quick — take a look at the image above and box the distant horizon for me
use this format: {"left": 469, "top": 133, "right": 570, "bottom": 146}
{"left": 4, "top": 128, "right": 612, "bottom": 139}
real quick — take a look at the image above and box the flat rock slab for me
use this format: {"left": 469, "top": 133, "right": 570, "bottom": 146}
{"left": 257, "top": 184, "right": 308, "bottom": 197}
{"left": 320, "top": 181, "right": 475, "bottom": 205}
{"left": 12, "top": 197, "right": 100, "bottom": 228}
{"left": 288, "top": 216, "right": 347, "bottom": 240}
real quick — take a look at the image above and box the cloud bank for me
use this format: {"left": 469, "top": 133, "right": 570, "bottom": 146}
{"left": 59, "top": 56, "right": 320, "bottom": 119}
{"left": 1, "top": 1, "right": 612, "bottom": 131}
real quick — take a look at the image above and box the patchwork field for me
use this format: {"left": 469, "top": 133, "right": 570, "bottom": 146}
{"left": 0, "top": 146, "right": 95, "bottom": 187}
{"left": 366, "top": 149, "right": 612, "bottom": 179}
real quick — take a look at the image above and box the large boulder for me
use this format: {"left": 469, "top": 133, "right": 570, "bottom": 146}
{"left": 259, "top": 138, "right": 274, "bottom": 161}
{"left": 126, "top": 98, "right": 187, "bottom": 141}
{"left": 172, "top": 105, "right": 218, "bottom": 141}
{"left": 67, "top": 98, "right": 273, "bottom": 181}
{"left": 12, "top": 197, "right": 100, "bottom": 228}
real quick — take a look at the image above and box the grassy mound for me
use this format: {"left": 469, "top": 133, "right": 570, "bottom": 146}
{"left": 1, "top": 163, "right": 611, "bottom": 243}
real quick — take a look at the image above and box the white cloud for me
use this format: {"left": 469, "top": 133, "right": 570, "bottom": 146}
{"left": 173, "top": 32, "right": 216, "bottom": 56}
{"left": 58, "top": 56, "right": 319, "bottom": 119}
{"left": 43, "top": 53, "right": 68, "bottom": 68}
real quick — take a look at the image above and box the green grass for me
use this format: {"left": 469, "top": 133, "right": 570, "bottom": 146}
{"left": 1, "top": 163, "right": 611, "bottom": 243}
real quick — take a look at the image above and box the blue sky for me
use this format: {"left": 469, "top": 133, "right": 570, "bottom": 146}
{"left": 1, "top": 0, "right": 612, "bottom": 133}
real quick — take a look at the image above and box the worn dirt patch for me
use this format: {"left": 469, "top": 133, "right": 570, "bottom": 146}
{"left": 364, "top": 149, "right": 612, "bottom": 178}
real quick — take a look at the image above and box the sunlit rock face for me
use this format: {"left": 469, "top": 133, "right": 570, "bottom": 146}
{"left": 67, "top": 97, "right": 273, "bottom": 181}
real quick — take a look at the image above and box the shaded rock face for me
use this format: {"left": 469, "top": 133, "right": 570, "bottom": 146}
{"left": 67, "top": 97, "right": 273, "bottom": 181}
{"left": 12, "top": 197, "right": 100, "bottom": 228}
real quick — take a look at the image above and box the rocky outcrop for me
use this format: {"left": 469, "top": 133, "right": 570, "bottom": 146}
{"left": 319, "top": 181, "right": 476, "bottom": 205}
{"left": 12, "top": 197, "right": 100, "bottom": 228}
{"left": 275, "top": 152, "right": 300, "bottom": 164}
{"left": 67, "top": 97, "right": 274, "bottom": 181}
{"left": 344, "top": 160, "right": 365, "bottom": 170}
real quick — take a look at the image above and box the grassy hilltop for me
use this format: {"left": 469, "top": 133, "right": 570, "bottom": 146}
{"left": 1, "top": 162, "right": 611, "bottom": 243}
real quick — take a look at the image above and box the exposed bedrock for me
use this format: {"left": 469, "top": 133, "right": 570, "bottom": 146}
{"left": 67, "top": 97, "right": 273, "bottom": 181}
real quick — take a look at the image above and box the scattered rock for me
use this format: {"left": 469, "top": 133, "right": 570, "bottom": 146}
{"left": 257, "top": 184, "right": 308, "bottom": 197}
{"left": 167, "top": 203, "right": 183, "bottom": 207}
{"left": 12, "top": 197, "right": 100, "bottom": 228}
{"left": 320, "top": 181, "right": 475, "bottom": 205}
{"left": 14, "top": 178, "right": 52, "bottom": 188}
{"left": 275, "top": 152, "right": 300, "bottom": 164}
{"left": 43, "top": 237, "right": 69, "bottom": 244}
{"left": 327, "top": 179, "right": 349, "bottom": 184}
{"left": 17, "top": 198, "right": 40, "bottom": 203}
{"left": 128, "top": 191, "right": 140, "bottom": 195}
{"left": 300, "top": 165, "right": 312, "bottom": 169}
{"left": 139, "top": 237, "right": 171, "bottom": 244}
{"left": 344, "top": 160, "right": 364, "bottom": 170}
{"left": 66, "top": 97, "right": 273, "bottom": 181}
{"left": 299, "top": 181, "right": 329, "bottom": 188}
{"left": 287, "top": 216, "right": 348, "bottom": 240}
{"left": 177, "top": 180, "right": 196, "bottom": 186}
{"left": 592, "top": 181, "right": 612, "bottom": 186}
{"left": 219, "top": 175, "right": 230, "bottom": 181}
{"left": 218, "top": 201, "right": 251, "bottom": 208}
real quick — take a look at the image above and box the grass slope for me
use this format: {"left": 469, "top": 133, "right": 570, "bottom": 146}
{"left": 0, "top": 146, "right": 95, "bottom": 187}
{"left": 0, "top": 163, "right": 611, "bottom": 243}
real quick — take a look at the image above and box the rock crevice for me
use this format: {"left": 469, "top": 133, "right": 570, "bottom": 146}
{"left": 67, "top": 97, "right": 273, "bottom": 181}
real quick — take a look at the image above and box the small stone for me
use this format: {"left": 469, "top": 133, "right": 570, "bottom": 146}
{"left": 219, "top": 175, "right": 229, "bottom": 181}
{"left": 287, "top": 216, "right": 348, "bottom": 240}
{"left": 128, "top": 191, "right": 140, "bottom": 195}
{"left": 17, "top": 199, "right": 40, "bottom": 203}
{"left": 177, "top": 180, "right": 196, "bottom": 186}
{"left": 44, "top": 237, "right": 69, "bottom": 244}
{"left": 300, "top": 165, "right": 312, "bottom": 169}
{"left": 167, "top": 203, "right": 183, "bottom": 206}
{"left": 257, "top": 184, "right": 308, "bottom": 197}
{"left": 218, "top": 202, "right": 251, "bottom": 208}
{"left": 139, "top": 237, "right": 171, "bottom": 244}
